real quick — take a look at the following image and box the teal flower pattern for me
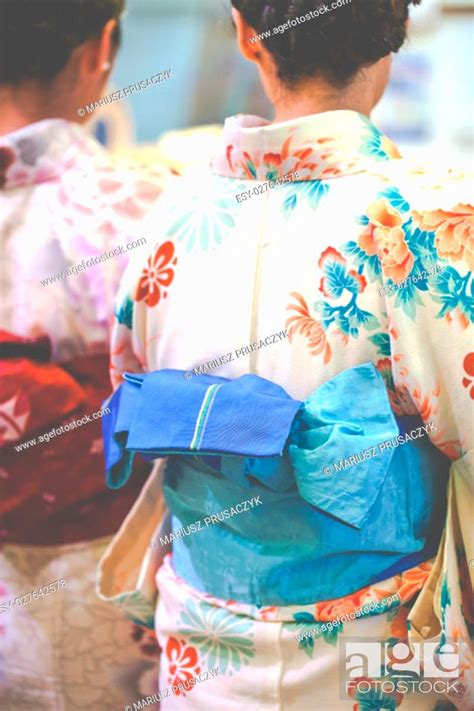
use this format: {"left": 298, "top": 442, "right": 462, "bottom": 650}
{"left": 286, "top": 612, "right": 343, "bottom": 660}
{"left": 315, "top": 246, "right": 380, "bottom": 340}
{"left": 163, "top": 175, "right": 245, "bottom": 253}
{"left": 114, "top": 293, "right": 134, "bottom": 329}
{"left": 178, "top": 599, "right": 256, "bottom": 674}
{"left": 282, "top": 180, "right": 330, "bottom": 218}
{"left": 113, "top": 589, "right": 155, "bottom": 629}
{"left": 359, "top": 114, "right": 399, "bottom": 161}
{"left": 347, "top": 677, "right": 403, "bottom": 710}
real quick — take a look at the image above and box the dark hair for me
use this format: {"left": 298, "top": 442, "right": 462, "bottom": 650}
{"left": 231, "top": 0, "right": 421, "bottom": 87}
{"left": 0, "top": 0, "right": 124, "bottom": 84}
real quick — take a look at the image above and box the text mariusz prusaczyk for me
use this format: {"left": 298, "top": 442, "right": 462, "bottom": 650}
{"left": 323, "top": 421, "right": 438, "bottom": 476}
{"left": 77, "top": 70, "right": 172, "bottom": 117}
{"left": 149, "top": 496, "right": 263, "bottom": 549}
{"left": 125, "top": 668, "right": 221, "bottom": 710}
{"left": 185, "top": 329, "right": 288, "bottom": 379}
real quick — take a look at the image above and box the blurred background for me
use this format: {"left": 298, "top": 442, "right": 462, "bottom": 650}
{"left": 88, "top": 0, "right": 474, "bottom": 169}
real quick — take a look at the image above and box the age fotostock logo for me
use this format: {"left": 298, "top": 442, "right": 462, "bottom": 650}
{"left": 340, "top": 639, "right": 462, "bottom": 698}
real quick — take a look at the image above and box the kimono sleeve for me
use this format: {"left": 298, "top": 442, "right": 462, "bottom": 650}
{"left": 382, "top": 179, "right": 473, "bottom": 461}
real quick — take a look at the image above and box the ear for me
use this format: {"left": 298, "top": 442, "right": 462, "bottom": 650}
{"left": 231, "top": 7, "right": 263, "bottom": 64}
{"left": 97, "top": 18, "right": 119, "bottom": 72}
{"left": 80, "top": 17, "right": 118, "bottom": 78}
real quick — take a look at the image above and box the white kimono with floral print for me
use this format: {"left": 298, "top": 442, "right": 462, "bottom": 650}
{"left": 108, "top": 111, "right": 473, "bottom": 709}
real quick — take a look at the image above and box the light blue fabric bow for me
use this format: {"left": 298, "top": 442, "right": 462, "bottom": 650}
{"left": 288, "top": 364, "right": 399, "bottom": 528}
{"left": 103, "top": 362, "right": 430, "bottom": 531}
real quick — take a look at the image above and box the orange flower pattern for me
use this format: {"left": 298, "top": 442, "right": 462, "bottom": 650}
{"left": 135, "top": 240, "right": 177, "bottom": 307}
{"left": 412, "top": 204, "right": 474, "bottom": 271}
{"left": 365, "top": 199, "right": 414, "bottom": 283}
{"left": 286, "top": 292, "right": 331, "bottom": 363}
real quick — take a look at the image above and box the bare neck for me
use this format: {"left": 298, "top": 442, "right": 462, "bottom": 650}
{"left": 0, "top": 83, "right": 79, "bottom": 136}
{"left": 270, "top": 74, "right": 379, "bottom": 124}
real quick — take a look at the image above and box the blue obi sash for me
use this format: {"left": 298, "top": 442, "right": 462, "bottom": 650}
{"left": 102, "top": 364, "right": 449, "bottom": 606}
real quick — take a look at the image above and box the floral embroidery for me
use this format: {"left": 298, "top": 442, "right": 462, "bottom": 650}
{"left": 135, "top": 240, "right": 177, "bottom": 307}
{"left": 164, "top": 176, "right": 244, "bottom": 253}
{"left": 431, "top": 267, "right": 473, "bottom": 324}
{"left": 254, "top": 605, "right": 279, "bottom": 621}
{"left": 314, "top": 246, "right": 380, "bottom": 335}
{"left": 412, "top": 204, "right": 474, "bottom": 271}
{"left": 165, "top": 637, "right": 201, "bottom": 696}
{"left": 365, "top": 199, "right": 415, "bottom": 283}
{"left": 224, "top": 136, "right": 345, "bottom": 182}
{"left": 215, "top": 112, "right": 398, "bottom": 182}
{"left": 286, "top": 245, "right": 381, "bottom": 360}
{"left": 112, "top": 589, "right": 156, "bottom": 629}
{"left": 281, "top": 180, "right": 330, "bottom": 217}
{"left": 391, "top": 355, "right": 463, "bottom": 458}
{"left": 462, "top": 352, "right": 474, "bottom": 399}
{"left": 359, "top": 114, "right": 402, "bottom": 161}
{"left": 346, "top": 187, "right": 473, "bottom": 323}
{"left": 286, "top": 292, "right": 332, "bottom": 363}
{"left": 1, "top": 121, "right": 96, "bottom": 191}
{"left": 288, "top": 612, "right": 342, "bottom": 659}
{"left": 263, "top": 152, "right": 282, "bottom": 179}
{"left": 178, "top": 598, "right": 255, "bottom": 674}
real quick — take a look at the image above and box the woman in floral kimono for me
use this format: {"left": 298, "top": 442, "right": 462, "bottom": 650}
{"left": 103, "top": 1, "right": 473, "bottom": 709}
{"left": 0, "top": 1, "right": 169, "bottom": 708}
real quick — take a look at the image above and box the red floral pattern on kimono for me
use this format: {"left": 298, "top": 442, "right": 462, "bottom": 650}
{"left": 165, "top": 637, "right": 201, "bottom": 695}
{"left": 462, "top": 352, "right": 474, "bottom": 399}
{"left": 135, "top": 241, "right": 177, "bottom": 307}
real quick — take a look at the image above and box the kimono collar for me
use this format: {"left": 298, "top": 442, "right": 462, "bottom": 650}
{"left": 0, "top": 118, "right": 98, "bottom": 190}
{"left": 212, "top": 110, "right": 401, "bottom": 182}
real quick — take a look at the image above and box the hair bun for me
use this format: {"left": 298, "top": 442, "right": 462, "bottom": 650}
{"left": 231, "top": 0, "right": 421, "bottom": 88}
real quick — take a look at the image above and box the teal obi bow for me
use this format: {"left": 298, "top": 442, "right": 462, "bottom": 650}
{"left": 107, "top": 363, "right": 449, "bottom": 605}
{"left": 103, "top": 363, "right": 446, "bottom": 532}
{"left": 288, "top": 364, "right": 402, "bottom": 528}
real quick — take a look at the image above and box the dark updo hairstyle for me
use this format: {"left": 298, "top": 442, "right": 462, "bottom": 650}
{"left": 0, "top": 0, "right": 124, "bottom": 85}
{"left": 231, "top": 0, "right": 421, "bottom": 87}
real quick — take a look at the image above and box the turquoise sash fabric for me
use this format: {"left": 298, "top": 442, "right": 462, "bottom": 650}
{"left": 163, "top": 367, "right": 449, "bottom": 605}
{"left": 289, "top": 364, "right": 399, "bottom": 529}
{"left": 102, "top": 364, "right": 449, "bottom": 605}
